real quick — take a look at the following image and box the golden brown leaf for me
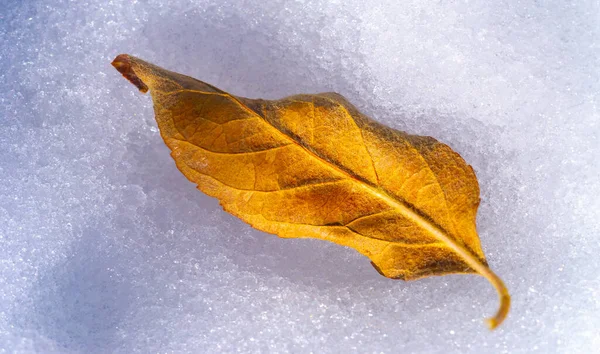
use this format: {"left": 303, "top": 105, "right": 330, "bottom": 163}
{"left": 112, "top": 54, "right": 510, "bottom": 329}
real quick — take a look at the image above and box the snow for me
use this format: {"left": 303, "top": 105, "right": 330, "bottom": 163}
{"left": 1, "top": 0, "right": 599, "bottom": 352}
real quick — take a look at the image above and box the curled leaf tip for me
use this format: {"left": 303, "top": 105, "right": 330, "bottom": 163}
{"left": 112, "top": 54, "right": 148, "bottom": 93}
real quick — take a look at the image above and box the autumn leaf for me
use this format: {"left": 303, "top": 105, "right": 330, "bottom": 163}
{"left": 112, "top": 54, "right": 510, "bottom": 329}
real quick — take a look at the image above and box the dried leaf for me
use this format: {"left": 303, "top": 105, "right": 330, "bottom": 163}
{"left": 112, "top": 54, "right": 510, "bottom": 329}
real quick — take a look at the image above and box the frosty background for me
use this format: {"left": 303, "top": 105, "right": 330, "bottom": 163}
{"left": 1, "top": 0, "right": 599, "bottom": 352}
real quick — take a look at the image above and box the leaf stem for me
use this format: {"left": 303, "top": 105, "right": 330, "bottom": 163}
{"left": 426, "top": 223, "right": 510, "bottom": 329}
{"left": 364, "top": 187, "right": 510, "bottom": 329}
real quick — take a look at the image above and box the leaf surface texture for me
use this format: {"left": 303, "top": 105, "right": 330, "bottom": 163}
{"left": 112, "top": 54, "right": 510, "bottom": 329}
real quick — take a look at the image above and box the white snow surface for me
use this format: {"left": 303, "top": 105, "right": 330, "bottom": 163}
{"left": 1, "top": 0, "right": 599, "bottom": 353}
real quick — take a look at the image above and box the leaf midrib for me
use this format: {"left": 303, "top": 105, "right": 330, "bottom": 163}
{"left": 217, "top": 90, "right": 489, "bottom": 273}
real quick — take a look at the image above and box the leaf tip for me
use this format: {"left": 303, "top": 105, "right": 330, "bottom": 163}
{"left": 112, "top": 54, "right": 149, "bottom": 93}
